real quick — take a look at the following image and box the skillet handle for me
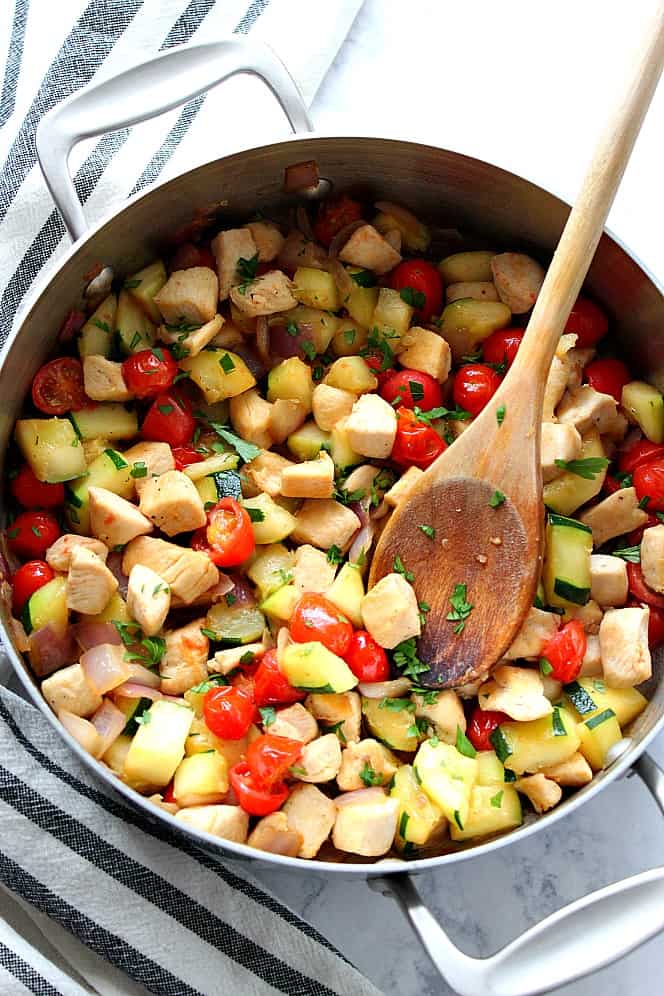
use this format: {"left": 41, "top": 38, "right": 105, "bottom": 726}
{"left": 374, "top": 750, "right": 664, "bottom": 996}
{"left": 35, "top": 37, "right": 313, "bottom": 242}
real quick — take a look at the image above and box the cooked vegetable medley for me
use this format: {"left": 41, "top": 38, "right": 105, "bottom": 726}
{"left": 5, "top": 189, "right": 658, "bottom": 861}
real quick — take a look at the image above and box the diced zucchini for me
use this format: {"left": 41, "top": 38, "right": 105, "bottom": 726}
{"left": 15, "top": 418, "right": 87, "bottom": 483}
{"left": 184, "top": 716, "right": 249, "bottom": 768}
{"left": 438, "top": 298, "right": 511, "bottom": 362}
{"left": 414, "top": 740, "right": 478, "bottom": 829}
{"left": 103, "top": 732, "right": 132, "bottom": 775}
{"left": 126, "top": 260, "right": 167, "bottom": 323}
{"left": 371, "top": 287, "right": 414, "bottom": 342}
{"left": 325, "top": 563, "right": 365, "bottom": 627}
{"left": 495, "top": 707, "right": 581, "bottom": 775}
{"left": 78, "top": 293, "right": 117, "bottom": 358}
{"left": 621, "top": 381, "right": 664, "bottom": 443}
{"left": 391, "top": 764, "right": 446, "bottom": 850}
{"left": 247, "top": 544, "right": 295, "bottom": 599}
{"left": 438, "top": 251, "right": 495, "bottom": 284}
{"left": 65, "top": 448, "right": 134, "bottom": 534}
{"left": 183, "top": 452, "right": 238, "bottom": 482}
{"left": 123, "top": 700, "right": 194, "bottom": 787}
{"left": 204, "top": 601, "right": 265, "bottom": 645}
{"left": 88, "top": 591, "right": 131, "bottom": 625}
{"left": 267, "top": 357, "right": 314, "bottom": 413}
{"left": 196, "top": 469, "right": 243, "bottom": 508}
{"left": 243, "top": 493, "right": 297, "bottom": 544}
{"left": 22, "top": 576, "right": 68, "bottom": 635}
{"left": 564, "top": 677, "right": 647, "bottom": 728}
{"left": 323, "top": 356, "right": 377, "bottom": 393}
{"left": 287, "top": 420, "right": 331, "bottom": 461}
{"left": 280, "top": 641, "right": 358, "bottom": 693}
{"left": 260, "top": 583, "right": 300, "bottom": 622}
{"left": 172, "top": 750, "right": 229, "bottom": 806}
{"left": 449, "top": 785, "right": 522, "bottom": 841}
{"left": 329, "top": 419, "right": 362, "bottom": 471}
{"left": 180, "top": 349, "right": 256, "bottom": 403}
{"left": 114, "top": 694, "right": 153, "bottom": 735}
{"left": 345, "top": 269, "right": 380, "bottom": 327}
{"left": 577, "top": 709, "right": 622, "bottom": 770}
{"left": 543, "top": 513, "right": 592, "bottom": 608}
{"left": 362, "top": 698, "right": 420, "bottom": 752}
{"left": 293, "top": 266, "right": 341, "bottom": 311}
{"left": 70, "top": 404, "right": 138, "bottom": 441}
{"left": 115, "top": 288, "right": 156, "bottom": 353}
{"left": 476, "top": 750, "right": 506, "bottom": 787}
{"left": 543, "top": 429, "right": 606, "bottom": 515}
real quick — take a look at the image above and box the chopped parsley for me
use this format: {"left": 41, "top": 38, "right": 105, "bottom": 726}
{"left": 393, "top": 637, "right": 429, "bottom": 679}
{"left": 31, "top": 525, "right": 41, "bottom": 537}
{"left": 259, "top": 706, "right": 276, "bottom": 726}
{"left": 407, "top": 717, "right": 428, "bottom": 739}
{"left": 301, "top": 340, "right": 316, "bottom": 361}
{"left": 189, "top": 675, "right": 228, "bottom": 695}
{"left": 135, "top": 710, "right": 151, "bottom": 726}
{"left": 350, "top": 269, "right": 376, "bottom": 287}
{"left": 553, "top": 456, "right": 609, "bottom": 480}
{"left": 399, "top": 286, "right": 426, "bottom": 310}
{"left": 157, "top": 404, "right": 174, "bottom": 416}
{"left": 412, "top": 688, "right": 439, "bottom": 705}
{"left": 123, "top": 635, "right": 167, "bottom": 669}
{"left": 455, "top": 726, "right": 477, "bottom": 758}
{"left": 359, "top": 762, "right": 383, "bottom": 787}
{"left": 539, "top": 657, "right": 553, "bottom": 676}
{"left": 219, "top": 353, "right": 236, "bottom": 374}
{"left": 490, "top": 790, "right": 504, "bottom": 808}
{"left": 496, "top": 404, "right": 506, "bottom": 425}
{"left": 6, "top": 527, "right": 19, "bottom": 539}
{"left": 379, "top": 697, "right": 415, "bottom": 712}
{"left": 327, "top": 544, "right": 343, "bottom": 565}
{"left": 151, "top": 347, "right": 164, "bottom": 362}
{"left": 489, "top": 490, "right": 506, "bottom": 508}
{"left": 343, "top": 328, "right": 356, "bottom": 344}
{"left": 408, "top": 379, "right": 425, "bottom": 403}
{"left": 446, "top": 583, "right": 474, "bottom": 635}
{"left": 236, "top": 252, "right": 259, "bottom": 293}
{"left": 208, "top": 421, "right": 261, "bottom": 463}
{"left": 393, "top": 555, "right": 414, "bottom": 582}
{"left": 320, "top": 720, "right": 347, "bottom": 744}
{"left": 360, "top": 326, "right": 398, "bottom": 372}
{"left": 123, "top": 278, "right": 141, "bottom": 289}
{"left": 171, "top": 342, "right": 191, "bottom": 361}
{"left": 225, "top": 592, "right": 237, "bottom": 607}
{"left": 246, "top": 506, "right": 266, "bottom": 523}
{"left": 130, "top": 461, "right": 148, "bottom": 479}
{"left": 129, "top": 332, "right": 142, "bottom": 350}
{"left": 91, "top": 318, "right": 110, "bottom": 334}
{"left": 200, "top": 628, "right": 218, "bottom": 641}
{"left": 612, "top": 544, "right": 641, "bottom": 563}
{"left": 639, "top": 495, "right": 650, "bottom": 510}
{"left": 286, "top": 320, "right": 299, "bottom": 337}
{"left": 413, "top": 404, "right": 471, "bottom": 424}
{"left": 418, "top": 524, "right": 436, "bottom": 539}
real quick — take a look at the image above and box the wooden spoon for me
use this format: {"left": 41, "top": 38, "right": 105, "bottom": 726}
{"left": 369, "top": 13, "right": 664, "bottom": 689}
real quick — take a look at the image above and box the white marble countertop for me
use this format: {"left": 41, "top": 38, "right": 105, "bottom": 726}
{"left": 250, "top": 1, "right": 664, "bottom": 994}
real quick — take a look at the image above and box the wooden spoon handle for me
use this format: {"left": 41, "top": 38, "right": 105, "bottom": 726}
{"left": 510, "top": 3, "right": 664, "bottom": 389}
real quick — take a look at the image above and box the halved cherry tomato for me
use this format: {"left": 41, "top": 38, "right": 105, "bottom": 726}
{"left": 313, "top": 194, "right": 363, "bottom": 247}
{"left": 365, "top": 353, "right": 395, "bottom": 388}
{"left": 10, "top": 465, "right": 64, "bottom": 509}
{"left": 345, "top": 630, "right": 390, "bottom": 682}
{"left": 11, "top": 560, "right": 55, "bottom": 613}
{"left": 192, "top": 498, "right": 255, "bottom": 567}
{"left": 230, "top": 760, "right": 289, "bottom": 816}
{"left": 7, "top": 511, "right": 61, "bottom": 560}
{"left": 290, "top": 593, "right": 353, "bottom": 657}
{"left": 467, "top": 708, "right": 509, "bottom": 752}
{"left": 253, "top": 649, "right": 306, "bottom": 707}
{"left": 452, "top": 364, "right": 502, "bottom": 417}
{"left": 389, "top": 259, "right": 443, "bottom": 322}
{"left": 627, "top": 513, "right": 659, "bottom": 545}
{"left": 391, "top": 407, "right": 446, "bottom": 469}
{"left": 203, "top": 685, "right": 255, "bottom": 740}
{"left": 481, "top": 327, "right": 525, "bottom": 369}
{"left": 618, "top": 440, "right": 664, "bottom": 476}
{"left": 633, "top": 458, "right": 664, "bottom": 512}
{"left": 627, "top": 562, "right": 664, "bottom": 610}
{"left": 162, "top": 781, "right": 176, "bottom": 804}
{"left": 31, "top": 357, "right": 87, "bottom": 414}
{"left": 564, "top": 296, "right": 609, "bottom": 349}
{"left": 584, "top": 357, "right": 630, "bottom": 402}
{"left": 169, "top": 242, "right": 216, "bottom": 271}
{"left": 172, "top": 446, "right": 204, "bottom": 471}
{"left": 380, "top": 369, "right": 442, "bottom": 411}
{"left": 246, "top": 734, "right": 302, "bottom": 789}
{"left": 540, "top": 620, "right": 586, "bottom": 683}
{"left": 122, "top": 348, "right": 178, "bottom": 398}
{"left": 141, "top": 391, "right": 195, "bottom": 447}
{"left": 629, "top": 599, "right": 664, "bottom": 650}
{"left": 602, "top": 473, "right": 627, "bottom": 497}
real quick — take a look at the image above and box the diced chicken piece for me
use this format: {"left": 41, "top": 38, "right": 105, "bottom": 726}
{"left": 305, "top": 692, "right": 362, "bottom": 744}
{"left": 542, "top": 752, "right": 593, "bottom": 787}
{"left": 579, "top": 634, "right": 602, "bottom": 676}
{"left": 561, "top": 599, "right": 603, "bottom": 634}
{"left": 542, "top": 334, "right": 578, "bottom": 421}
{"left": 294, "top": 544, "right": 337, "bottom": 595}
{"left": 384, "top": 466, "right": 424, "bottom": 508}
{"left": 312, "top": 383, "right": 356, "bottom": 432}
{"left": 211, "top": 228, "right": 257, "bottom": 301}
{"left": 210, "top": 321, "right": 245, "bottom": 350}
{"left": 599, "top": 606, "right": 651, "bottom": 687}
{"left": 293, "top": 734, "right": 342, "bottom": 783}
{"left": 138, "top": 469, "right": 206, "bottom": 536}
{"left": 490, "top": 252, "right": 544, "bottom": 313}
{"left": 89, "top": 487, "right": 153, "bottom": 547}
{"left": 277, "top": 230, "right": 327, "bottom": 272}
{"left": 82, "top": 356, "right": 132, "bottom": 402}
{"left": 244, "top": 220, "right": 285, "bottom": 262}
{"left": 159, "top": 314, "right": 224, "bottom": 358}
{"left": 504, "top": 607, "right": 559, "bottom": 660}
{"left": 147, "top": 793, "right": 179, "bottom": 816}
{"left": 345, "top": 394, "right": 397, "bottom": 459}
{"left": 154, "top": 267, "right": 218, "bottom": 325}
{"left": 160, "top": 619, "right": 209, "bottom": 696}
{"left": 557, "top": 385, "right": 618, "bottom": 435}
{"left": 590, "top": 555, "right": 628, "bottom": 607}
{"left": 478, "top": 664, "right": 552, "bottom": 721}
{"left": 337, "top": 738, "right": 399, "bottom": 791}
{"left": 126, "top": 564, "right": 171, "bottom": 636}
{"left": 292, "top": 500, "right": 360, "bottom": 551}
{"left": 175, "top": 804, "right": 249, "bottom": 842}
{"left": 343, "top": 465, "right": 381, "bottom": 495}
{"left": 540, "top": 674, "right": 563, "bottom": 702}
{"left": 268, "top": 703, "right": 319, "bottom": 744}
{"left": 208, "top": 643, "right": 266, "bottom": 676}
{"left": 230, "top": 270, "right": 297, "bottom": 317}
{"left": 282, "top": 783, "right": 336, "bottom": 859}
{"left": 566, "top": 347, "right": 596, "bottom": 389}
{"left": 247, "top": 812, "right": 303, "bottom": 856}
{"left": 268, "top": 399, "right": 307, "bottom": 445}
{"left": 42, "top": 661, "right": 102, "bottom": 717}
{"left": 641, "top": 524, "right": 664, "bottom": 593}
{"left": 338, "top": 224, "right": 402, "bottom": 275}
{"left": 66, "top": 546, "right": 118, "bottom": 615}
{"left": 280, "top": 451, "right": 335, "bottom": 499}
{"left": 333, "top": 788, "right": 400, "bottom": 856}
{"left": 46, "top": 534, "right": 108, "bottom": 572}
{"left": 123, "top": 441, "right": 175, "bottom": 496}
{"left": 514, "top": 773, "right": 562, "bottom": 813}
{"left": 229, "top": 388, "right": 274, "bottom": 450}
{"left": 383, "top": 228, "right": 402, "bottom": 252}
{"left": 579, "top": 487, "right": 648, "bottom": 548}
{"left": 361, "top": 573, "right": 421, "bottom": 649}
{"left": 412, "top": 689, "right": 465, "bottom": 743}
{"left": 540, "top": 422, "right": 582, "bottom": 483}
{"left": 445, "top": 281, "right": 499, "bottom": 304}
{"left": 397, "top": 326, "right": 451, "bottom": 382}
{"left": 122, "top": 536, "right": 219, "bottom": 604}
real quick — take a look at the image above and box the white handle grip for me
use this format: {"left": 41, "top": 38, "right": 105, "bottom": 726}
{"left": 35, "top": 37, "right": 312, "bottom": 241}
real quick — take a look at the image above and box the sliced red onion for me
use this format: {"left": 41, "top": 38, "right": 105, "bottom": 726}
{"left": 227, "top": 573, "right": 257, "bottom": 606}
{"left": 81, "top": 643, "right": 130, "bottom": 695}
{"left": 73, "top": 621, "right": 121, "bottom": 651}
{"left": 28, "top": 624, "right": 78, "bottom": 677}
{"left": 328, "top": 219, "right": 365, "bottom": 259}
{"left": 616, "top": 427, "right": 642, "bottom": 455}
{"left": 90, "top": 699, "right": 126, "bottom": 757}
{"left": 277, "top": 230, "right": 327, "bottom": 273}
{"left": 256, "top": 316, "right": 270, "bottom": 366}
{"left": 106, "top": 552, "right": 128, "bottom": 598}
{"left": 284, "top": 159, "right": 319, "bottom": 194}
{"left": 270, "top": 320, "right": 315, "bottom": 360}
{"left": 84, "top": 265, "right": 114, "bottom": 304}
{"left": 126, "top": 662, "right": 162, "bottom": 689}
{"left": 58, "top": 709, "right": 102, "bottom": 756}
{"left": 57, "top": 309, "right": 86, "bottom": 343}
{"left": 348, "top": 521, "right": 375, "bottom": 566}
{"left": 229, "top": 342, "right": 268, "bottom": 382}
{"left": 112, "top": 681, "right": 162, "bottom": 701}
{"left": 358, "top": 677, "right": 413, "bottom": 699}
{"left": 349, "top": 499, "right": 371, "bottom": 529}
{"left": 295, "top": 204, "right": 315, "bottom": 241}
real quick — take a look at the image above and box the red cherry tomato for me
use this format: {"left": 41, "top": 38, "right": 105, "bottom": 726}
{"left": 365, "top": 354, "right": 395, "bottom": 388}
{"left": 31, "top": 357, "right": 87, "bottom": 414}
{"left": 633, "top": 458, "right": 664, "bottom": 513}
{"left": 246, "top": 734, "right": 302, "bottom": 789}
{"left": 627, "top": 562, "right": 664, "bottom": 610}
{"left": 629, "top": 599, "right": 664, "bottom": 650}
{"left": 253, "top": 649, "right": 306, "bottom": 707}
{"left": 141, "top": 391, "right": 195, "bottom": 447}
{"left": 313, "top": 194, "right": 363, "bottom": 247}
{"left": 467, "top": 708, "right": 510, "bottom": 752}
{"left": 345, "top": 630, "right": 390, "bottom": 682}
{"left": 627, "top": 513, "right": 660, "bottom": 545}
{"left": 7, "top": 511, "right": 61, "bottom": 560}
{"left": 391, "top": 407, "right": 447, "bottom": 470}
{"left": 583, "top": 357, "right": 630, "bottom": 402}
{"left": 192, "top": 498, "right": 255, "bottom": 567}
{"left": 540, "top": 620, "right": 586, "bottom": 684}
{"left": 389, "top": 259, "right": 443, "bottom": 322}
{"left": 162, "top": 781, "right": 176, "bottom": 804}
{"left": 602, "top": 473, "right": 627, "bottom": 497}
{"left": 122, "top": 348, "right": 178, "bottom": 399}
{"left": 380, "top": 369, "right": 443, "bottom": 411}
{"left": 481, "top": 328, "right": 525, "bottom": 369}
{"left": 203, "top": 685, "right": 255, "bottom": 740}
{"left": 172, "top": 446, "right": 204, "bottom": 471}
{"left": 290, "top": 593, "right": 354, "bottom": 656}
{"left": 564, "top": 297, "right": 609, "bottom": 348}
{"left": 11, "top": 560, "right": 55, "bottom": 613}
{"left": 169, "top": 242, "right": 216, "bottom": 271}
{"left": 618, "top": 440, "right": 664, "bottom": 476}
{"left": 452, "top": 364, "right": 502, "bottom": 417}
{"left": 10, "top": 465, "right": 65, "bottom": 509}
{"left": 229, "top": 760, "right": 289, "bottom": 816}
